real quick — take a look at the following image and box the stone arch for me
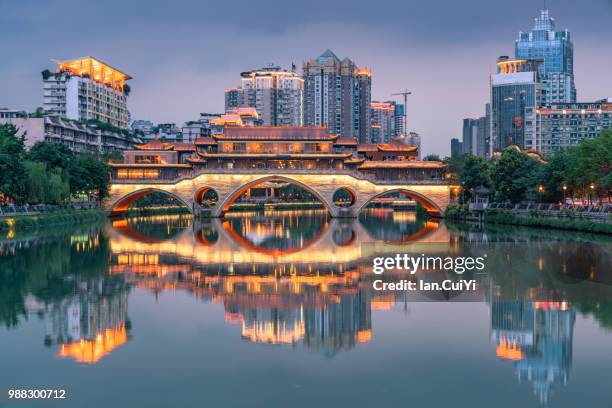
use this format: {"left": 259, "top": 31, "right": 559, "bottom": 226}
{"left": 109, "top": 188, "right": 192, "bottom": 216}
{"left": 194, "top": 187, "right": 219, "bottom": 207}
{"left": 332, "top": 187, "right": 357, "bottom": 208}
{"left": 357, "top": 188, "right": 443, "bottom": 217}
{"left": 214, "top": 175, "right": 334, "bottom": 217}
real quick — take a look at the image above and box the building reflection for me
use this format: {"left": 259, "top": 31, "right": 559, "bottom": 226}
{"left": 106, "top": 211, "right": 444, "bottom": 353}
{"left": 489, "top": 296, "right": 575, "bottom": 405}
{"left": 36, "top": 276, "right": 131, "bottom": 364}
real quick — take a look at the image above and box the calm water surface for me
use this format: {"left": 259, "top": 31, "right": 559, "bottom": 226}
{"left": 1, "top": 209, "right": 611, "bottom": 408}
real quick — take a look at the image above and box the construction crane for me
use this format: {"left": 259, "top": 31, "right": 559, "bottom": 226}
{"left": 391, "top": 89, "right": 412, "bottom": 133}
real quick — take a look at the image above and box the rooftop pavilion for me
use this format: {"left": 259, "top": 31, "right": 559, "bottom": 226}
{"left": 53, "top": 56, "right": 131, "bottom": 91}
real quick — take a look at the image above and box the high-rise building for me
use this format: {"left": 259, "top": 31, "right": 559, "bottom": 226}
{"left": 462, "top": 118, "right": 478, "bottom": 155}
{"left": 224, "top": 67, "right": 303, "bottom": 127}
{"left": 515, "top": 9, "right": 576, "bottom": 104}
{"left": 370, "top": 101, "right": 396, "bottom": 143}
{"left": 491, "top": 57, "right": 545, "bottom": 151}
{"left": 224, "top": 88, "right": 240, "bottom": 112}
{"left": 43, "top": 57, "right": 131, "bottom": 129}
{"left": 393, "top": 103, "right": 405, "bottom": 137}
{"left": 462, "top": 112, "right": 490, "bottom": 159}
{"left": 530, "top": 99, "right": 612, "bottom": 155}
{"left": 355, "top": 68, "right": 372, "bottom": 143}
{"left": 303, "top": 50, "right": 372, "bottom": 142}
{"left": 450, "top": 138, "right": 463, "bottom": 157}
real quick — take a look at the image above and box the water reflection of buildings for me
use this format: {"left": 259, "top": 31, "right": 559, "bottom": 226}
{"left": 106, "top": 212, "right": 446, "bottom": 354}
{"left": 490, "top": 298, "right": 575, "bottom": 405}
{"left": 40, "top": 278, "right": 131, "bottom": 364}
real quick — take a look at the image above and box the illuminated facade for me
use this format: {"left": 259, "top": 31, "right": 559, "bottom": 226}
{"left": 371, "top": 101, "right": 396, "bottom": 144}
{"left": 42, "top": 278, "right": 130, "bottom": 364}
{"left": 106, "top": 126, "right": 453, "bottom": 217}
{"left": 532, "top": 99, "right": 612, "bottom": 155}
{"left": 111, "top": 126, "right": 447, "bottom": 184}
{"left": 224, "top": 67, "right": 303, "bottom": 126}
{"left": 43, "top": 57, "right": 131, "bottom": 129}
{"left": 515, "top": 9, "right": 576, "bottom": 104}
{"left": 491, "top": 57, "right": 544, "bottom": 151}
{"left": 303, "top": 50, "right": 372, "bottom": 142}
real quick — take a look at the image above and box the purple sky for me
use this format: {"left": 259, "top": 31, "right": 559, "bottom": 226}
{"left": 1, "top": 0, "right": 611, "bottom": 156}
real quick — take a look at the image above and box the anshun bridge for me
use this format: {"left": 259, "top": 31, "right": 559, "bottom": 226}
{"left": 104, "top": 126, "right": 456, "bottom": 217}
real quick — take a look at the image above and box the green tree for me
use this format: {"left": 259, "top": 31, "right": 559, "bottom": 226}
{"left": 70, "top": 155, "right": 110, "bottom": 199}
{"left": 540, "top": 149, "right": 570, "bottom": 203}
{"left": 461, "top": 155, "right": 491, "bottom": 202}
{"left": 491, "top": 147, "right": 543, "bottom": 203}
{"left": 47, "top": 168, "right": 70, "bottom": 204}
{"left": 564, "top": 129, "right": 611, "bottom": 201}
{"left": 0, "top": 124, "right": 27, "bottom": 202}
{"left": 423, "top": 154, "right": 441, "bottom": 161}
{"left": 28, "top": 141, "right": 74, "bottom": 170}
{"left": 24, "top": 161, "right": 48, "bottom": 204}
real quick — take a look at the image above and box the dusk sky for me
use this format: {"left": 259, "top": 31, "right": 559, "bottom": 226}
{"left": 2, "top": 0, "right": 611, "bottom": 155}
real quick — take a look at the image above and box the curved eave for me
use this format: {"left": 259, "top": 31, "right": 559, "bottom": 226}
{"left": 109, "top": 163, "right": 192, "bottom": 168}
{"left": 196, "top": 152, "right": 352, "bottom": 159}
{"left": 357, "top": 161, "right": 448, "bottom": 170}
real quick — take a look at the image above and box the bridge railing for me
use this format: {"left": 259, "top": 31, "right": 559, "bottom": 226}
{"left": 109, "top": 167, "right": 450, "bottom": 186}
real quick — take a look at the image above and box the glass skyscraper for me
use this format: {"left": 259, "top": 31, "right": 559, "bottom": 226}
{"left": 515, "top": 9, "right": 576, "bottom": 104}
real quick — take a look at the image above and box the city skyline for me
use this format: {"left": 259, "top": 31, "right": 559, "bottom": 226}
{"left": 1, "top": 0, "right": 611, "bottom": 155}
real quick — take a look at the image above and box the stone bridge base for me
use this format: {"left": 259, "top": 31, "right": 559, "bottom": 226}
{"left": 103, "top": 173, "right": 453, "bottom": 218}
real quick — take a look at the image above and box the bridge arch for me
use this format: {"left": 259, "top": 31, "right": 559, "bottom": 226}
{"left": 214, "top": 175, "right": 334, "bottom": 217}
{"left": 357, "top": 188, "right": 443, "bottom": 217}
{"left": 109, "top": 188, "right": 193, "bottom": 216}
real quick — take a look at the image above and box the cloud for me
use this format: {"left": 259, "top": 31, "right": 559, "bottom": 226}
{"left": 0, "top": 0, "right": 610, "bottom": 155}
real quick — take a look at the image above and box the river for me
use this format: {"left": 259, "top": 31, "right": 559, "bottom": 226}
{"left": 0, "top": 209, "right": 611, "bottom": 407}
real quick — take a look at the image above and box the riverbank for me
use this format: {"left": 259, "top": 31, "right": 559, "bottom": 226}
{"left": 0, "top": 209, "right": 105, "bottom": 232}
{"left": 445, "top": 205, "right": 612, "bottom": 235}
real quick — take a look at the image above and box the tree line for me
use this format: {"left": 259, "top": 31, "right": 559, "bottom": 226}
{"left": 446, "top": 129, "right": 611, "bottom": 204}
{"left": 0, "top": 124, "right": 113, "bottom": 205}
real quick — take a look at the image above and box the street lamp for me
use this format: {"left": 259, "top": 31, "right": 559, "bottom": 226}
{"left": 562, "top": 185, "right": 568, "bottom": 205}
{"left": 590, "top": 183, "right": 595, "bottom": 205}
{"left": 538, "top": 185, "right": 544, "bottom": 204}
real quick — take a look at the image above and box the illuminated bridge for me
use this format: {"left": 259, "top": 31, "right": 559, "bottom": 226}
{"left": 104, "top": 126, "right": 457, "bottom": 218}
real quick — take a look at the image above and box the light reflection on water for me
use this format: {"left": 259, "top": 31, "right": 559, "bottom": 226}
{"left": 0, "top": 210, "right": 611, "bottom": 408}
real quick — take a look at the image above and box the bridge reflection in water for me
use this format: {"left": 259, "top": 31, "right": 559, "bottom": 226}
{"left": 103, "top": 211, "right": 586, "bottom": 400}
{"left": 107, "top": 210, "right": 453, "bottom": 355}
{"left": 5, "top": 210, "right": 607, "bottom": 405}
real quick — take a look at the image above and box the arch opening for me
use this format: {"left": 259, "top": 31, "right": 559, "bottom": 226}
{"left": 218, "top": 176, "right": 333, "bottom": 216}
{"left": 110, "top": 188, "right": 192, "bottom": 216}
{"left": 332, "top": 188, "right": 356, "bottom": 208}
{"left": 195, "top": 187, "right": 219, "bottom": 208}
{"left": 358, "top": 189, "right": 442, "bottom": 217}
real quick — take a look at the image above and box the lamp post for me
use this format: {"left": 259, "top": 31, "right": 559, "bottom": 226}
{"left": 538, "top": 185, "right": 544, "bottom": 204}
{"left": 589, "top": 183, "right": 595, "bottom": 206}
{"left": 562, "top": 184, "right": 568, "bottom": 206}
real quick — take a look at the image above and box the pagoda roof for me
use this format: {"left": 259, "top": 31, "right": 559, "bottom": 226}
{"left": 343, "top": 157, "right": 366, "bottom": 164}
{"left": 197, "top": 152, "right": 351, "bottom": 159}
{"left": 133, "top": 138, "right": 175, "bottom": 151}
{"left": 173, "top": 143, "right": 196, "bottom": 151}
{"left": 376, "top": 144, "right": 418, "bottom": 152}
{"left": 358, "top": 161, "right": 447, "bottom": 170}
{"left": 214, "top": 126, "right": 337, "bottom": 141}
{"left": 357, "top": 144, "right": 379, "bottom": 152}
{"left": 335, "top": 136, "right": 359, "bottom": 146}
{"left": 109, "top": 163, "right": 192, "bottom": 168}
{"left": 194, "top": 136, "right": 216, "bottom": 145}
